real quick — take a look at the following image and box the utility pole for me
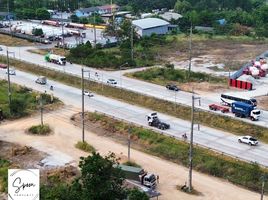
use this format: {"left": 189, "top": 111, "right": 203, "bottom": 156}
{"left": 6, "top": 50, "right": 11, "bottom": 113}
{"left": 261, "top": 175, "right": 268, "bottom": 200}
{"left": 188, "top": 22, "right": 193, "bottom": 80}
{"left": 81, "top": 68, "right": 90, "bottom": 142}
{"left": 130, "top": 24, "right": 134, "bottom": 61}
{"left": 128, "top": 127, "right": 131, "bottom": 161}
{"left": 188, "top": 89, "right": 201, "bottom": 192}
{"left": 39, "top": 94, "right": 44, "bottom": 126}
{"left": 81, "top": 68, "right": 85, "bottom": 142}
{"left": 61, "top": 2, "right": 65, "bottom": 49}
{"left": 93, "top": 12, "right": 97, "bottom": 47}
{"left": 7, "top": 0, "right": 12, "bottom": 36}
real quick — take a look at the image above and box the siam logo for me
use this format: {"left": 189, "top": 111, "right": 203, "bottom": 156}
{"left": 8, "top": 169, "right": 39, "bottom": 200}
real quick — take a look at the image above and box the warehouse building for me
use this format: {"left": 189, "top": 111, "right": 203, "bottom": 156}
{"left": 132, "top": 18, "right": 170, "bottom": 37}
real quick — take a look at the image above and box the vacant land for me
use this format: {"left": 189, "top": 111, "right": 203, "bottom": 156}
{"left": 256, "top": 96, "right": 268, "bottom": 110}
{"left": 157, "top": 34, "right": 268, "bottom": 71}
{"left": 127, "top": 67, "right": 228, "bottom": 93}
{"left": 0, "top": 33, "right": 33, "bottom": 46}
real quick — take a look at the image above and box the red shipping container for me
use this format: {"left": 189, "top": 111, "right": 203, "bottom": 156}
{"left": 237, "top": 80, "right": 241, "bottom": 88}
{"left": 232, "top": 79, "right": 237, "bottom": 87}
{"left": 242, "top": 81, "right": 247, "bottom": 89}
{"left": 246, "top": 82, "right": 252, "bottom": 90}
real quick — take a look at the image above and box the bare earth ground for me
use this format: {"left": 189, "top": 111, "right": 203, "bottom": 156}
{"left": 162, "top": 37, "right": 268, "bottom": 72}
{"left": 0, "top": 34, "right": 34, "bottom": 46}
{"left": 256, "top": 96, "right": 268, "bottom": 110}
{"left": 0, "top": 106, "right": 265, "bottom": 200}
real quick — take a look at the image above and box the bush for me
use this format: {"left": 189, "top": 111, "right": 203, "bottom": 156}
{"left": 28, "top": 124, "right": 51, "bottom": 135}
{"left": 123, "top": 161, "right": 141, "bottom": 168}
{"left": 75, "top": 141, "right": 95, "bottom": 153}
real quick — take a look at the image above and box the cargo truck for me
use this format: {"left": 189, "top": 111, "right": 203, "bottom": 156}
{"left": 45, "top": 54, "right": 66, "bottom": 65}
{"left": 146, "top": 112, "right": 170, "bottom": 130}
{"left": 117, "top": 164, "right": 157, "bottom": 189}
{"left": 231, "top": 101, "right": 260, "bottom": 121}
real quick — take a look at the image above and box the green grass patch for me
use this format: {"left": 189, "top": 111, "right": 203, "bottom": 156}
{"left": 122, "top": 161, "right": 141, "bottom": 168}
{"left": 128, "top": 66, "right": 226, "bottom": 85}
{"left": 0, "top": 158, "right": 10, "bottom": 192}
{"left": 0, "top": 80, "right": 59, "bottom": 119}
{"left": 83, "top": 112, "right": 268, "bottom": 192}
{"left": 75, "top": 141, "right": 95, "bottom": 153}
{"left": 2, "top": 56, "right": 268, "bottom": 144}
{"left": 28, "top": 124, "right": 51, "bottom": 135}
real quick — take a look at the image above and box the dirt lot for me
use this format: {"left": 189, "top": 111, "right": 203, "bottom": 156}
{"left": 0, "top": 33, "right": 34, "bottom": 46}
{"left": 256, "top": 95, "right": 268, "bottom": 110}
{"left": 162, "top": 35, "right": 268, "bottom": 72}
{"left": 0, "top": 107, "right": 265, "bottom": 200}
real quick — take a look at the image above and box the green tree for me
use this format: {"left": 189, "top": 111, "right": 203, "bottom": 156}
{"left": 36, "top": 8, "right": 50, "bottom": 20}
{"left": 32, "top": 28, "right": 44, "bottom": 36}
{"left": 70, "top": 14, "right": 79, "bottom": 23}
{"left": 174, "top": 0, "right": 192, "bottom": 14}
{"left": 127, "top": 188, "right": 149, "bottom": 200}
{"left": 78, "top": 152, "right": 127, "bottom": 200}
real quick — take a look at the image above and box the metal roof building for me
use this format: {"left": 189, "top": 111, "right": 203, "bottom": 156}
{"left": 132, "top": 18, "right": 170, "bottom": 37}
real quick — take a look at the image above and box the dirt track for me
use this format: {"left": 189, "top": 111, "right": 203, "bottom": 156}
{"left": 0, "top": 107, "right": 266, "bottom": 200}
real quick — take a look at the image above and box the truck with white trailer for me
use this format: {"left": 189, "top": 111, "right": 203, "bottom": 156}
{"left": 44, "top": 54, "right": 66, "bottom": 65}
{"left": 231, "top": 101, "right": 260, "bottom": 121}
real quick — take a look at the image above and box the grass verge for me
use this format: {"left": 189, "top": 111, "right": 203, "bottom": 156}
{"left": 28, "top": 48, "right": 69, "bottom": 57}
{"left": 28, "top": 124, "right": 51, "bottom": 135}
{"left": 0, "top": 80, "right": 61, "bottom": 119}
{"left": 122, "top": 161, "right": 141, "bottom": 168}
{"left": 1, "top": 56, "right": 268, "bottom": 143}
{"left": 0, "top": 33, "right": 33, "bottom": 46}
{"left": 80, "top": 112, "right": 268, "bottom": 192}
{"left": 0, "top": 158, "right": 9, "bottom": 192}
{"left": 75, "top": 141, "right": 95, "bottom": 153}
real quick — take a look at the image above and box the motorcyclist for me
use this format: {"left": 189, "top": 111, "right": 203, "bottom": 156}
{"left": 50, "top": 85, "right": 54, "bottom": 90}
{"left": 182, "top": 133, "right": 187, "bottom": 140}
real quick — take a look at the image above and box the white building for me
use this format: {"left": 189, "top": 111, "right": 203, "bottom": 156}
{"left": 132, "top": 18, "right": 170, "bottom": 37}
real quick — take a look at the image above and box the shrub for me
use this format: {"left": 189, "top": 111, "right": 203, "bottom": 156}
{"left": 123, "top": 161, "right": 141, "bottom": 168}
{"left": 28, "top": 124, "right": 51, "bottom": 135}
{"left": 75, "top": 141, "right": 95, "bottom": 153}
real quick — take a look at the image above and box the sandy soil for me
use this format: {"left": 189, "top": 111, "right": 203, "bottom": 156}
{"left": 0, "top": 107, "right": 266, "bottom": 200}
{"left": 256, "top": 95, "right": 268, "bottom": 110}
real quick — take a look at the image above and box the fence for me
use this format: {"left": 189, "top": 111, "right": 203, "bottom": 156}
{"left": 0, "top": 29, "right": 47, "bottom": 43}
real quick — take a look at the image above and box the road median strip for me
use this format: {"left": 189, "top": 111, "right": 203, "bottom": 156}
{"left": 1, "top": 56, "right": 268, "bottom": 144}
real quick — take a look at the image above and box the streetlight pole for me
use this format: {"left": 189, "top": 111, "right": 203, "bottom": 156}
{"left": 188, "top": 89, "right": 201, "bottom": 192}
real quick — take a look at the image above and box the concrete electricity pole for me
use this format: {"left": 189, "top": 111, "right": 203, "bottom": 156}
{"left": 131, "top": 25, "right": 134, "bottom": 61}
{"left": 188, "top": 90, "right": 201, "bottom": 192}
{"left": 128, "top": 127, "right": 131, "bottom": 161}
{"left": 261, "top": 175, "right": 268, "bottom": 200}
{"left": 40, "top": 95, "right": 44, "bottom": 126}
{"left": 6, "top": 49, "right": 15, "bottom": 114}
{"left": 81, "top": 68, "right": 90, "bottom": 142}
{"left": 188, "top": 23, "right": 193, "bottom": 80}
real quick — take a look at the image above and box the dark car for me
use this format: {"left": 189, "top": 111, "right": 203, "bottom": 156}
{"left": 166, "top": 84, "right": 179, "bottom": 91}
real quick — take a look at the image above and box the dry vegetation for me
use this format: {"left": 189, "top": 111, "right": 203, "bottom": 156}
{"left": 162, "top": 35, "right": 268, "bottom": 71}
{"left": 28, "top": 48, "right": 69, "bottom": 57}
{"left": 0, "top": 33, "right": 33, "bottom": 46}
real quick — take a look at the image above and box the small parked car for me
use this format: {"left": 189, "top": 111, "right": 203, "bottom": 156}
{"left": 238, "top": 136, "right": 258, "bottom": 146}
{"left": 84, "top": 91, "right": 94, "bottom": 97}
{"left": 166, "top": 84, "right": 179, "bottom": 91}
{"left": 107, "top": 79, "right": 117, "bottom": 85}
{"left": 6, "top": 68, "right": 16, "bottom": 75}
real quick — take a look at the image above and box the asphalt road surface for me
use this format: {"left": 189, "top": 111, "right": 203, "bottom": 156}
{"left": 1, "top": 45, "right": 268, "bottom": 128}
{"left": 1, "top": 69, "right": 268, "bottom": 167}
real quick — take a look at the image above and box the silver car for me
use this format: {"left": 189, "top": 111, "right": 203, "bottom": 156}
{"left": 238, "top": 136, "right": 258, "bottom": 146}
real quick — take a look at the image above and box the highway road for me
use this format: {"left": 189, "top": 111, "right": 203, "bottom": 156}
{"left": 1, "top": 45, "right": 268, "bottom": 127}
{"left": 1, "top": 69, "right": 268, "bottom": 167}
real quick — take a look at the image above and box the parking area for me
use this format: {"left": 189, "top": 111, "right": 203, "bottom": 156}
{"left": 0, "top": 20, "right": 115, "bottom": 47}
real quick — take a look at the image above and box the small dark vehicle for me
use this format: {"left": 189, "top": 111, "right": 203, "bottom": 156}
{"left": 166, "top": 84, "right": 179, "bottom": 91}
